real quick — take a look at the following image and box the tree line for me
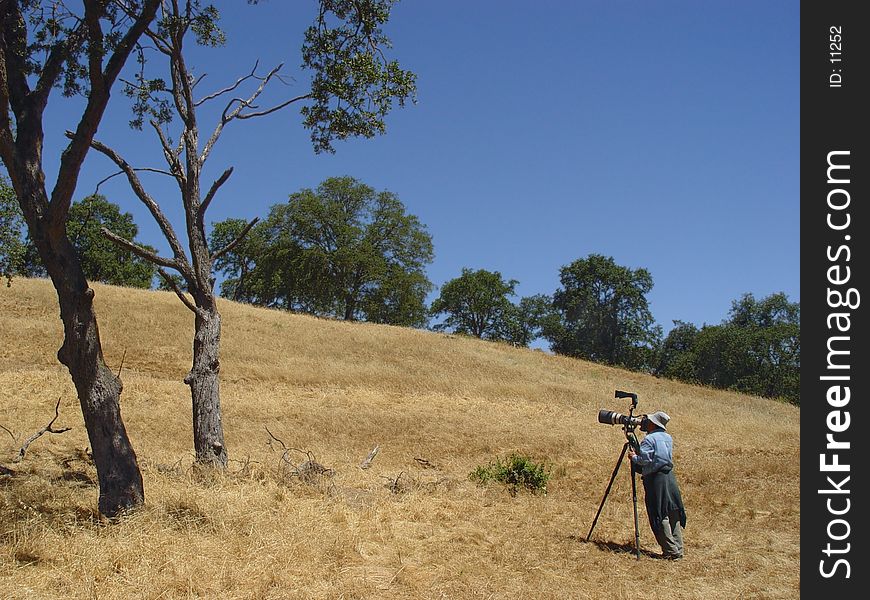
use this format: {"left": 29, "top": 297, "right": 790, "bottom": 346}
{"left": 4, "top": 173, "right": 800, "bottom": 406}
{"left": 207, "top": 191, "right": 799, "bottom": 405}
{"left": 424, "top": 254, "right": 799, "bottom": 405}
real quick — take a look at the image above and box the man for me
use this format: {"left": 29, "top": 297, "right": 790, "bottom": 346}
{"left": 628, "top": 410, "right": 687, "bottom": 559}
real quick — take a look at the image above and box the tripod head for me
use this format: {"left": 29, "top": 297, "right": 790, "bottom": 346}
{"left": 598, "top": 390, "right": 643, "bottom": 452}
{"left": 615, "top": 389, "right": 638, "bottom": 409}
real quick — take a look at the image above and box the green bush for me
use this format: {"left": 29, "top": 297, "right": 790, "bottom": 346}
{"left": 469, "top": 454, "right": 551, "bottom": 496}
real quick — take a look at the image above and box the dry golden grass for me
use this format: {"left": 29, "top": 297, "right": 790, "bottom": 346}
{"left": 0, "top": 278, "right": 799, "bottom": 599}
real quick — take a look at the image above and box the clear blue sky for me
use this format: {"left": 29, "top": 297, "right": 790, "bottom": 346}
{"left": 43, "top": 0, "right": 800, "bottom": 340}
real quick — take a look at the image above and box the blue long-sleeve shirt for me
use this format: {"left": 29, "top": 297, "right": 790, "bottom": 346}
{"left": 631, "top": 428, "right": 674, "bottom": 477}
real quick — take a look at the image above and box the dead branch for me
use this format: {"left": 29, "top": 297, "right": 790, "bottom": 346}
{"left": 117, "top": 349, "right": 127, "bottom": 378}
{"left": 199, "top": 167, "right": 234, "bottom": 219}
{"left": 194, "top": 60, "right": 261, "bottom": 106}
{"left": 149, "top": 119, "right": 184, "bottom": 172}
{"left": 265, "top": 427, "right": 334, "bottom": 484}
{"left": 359, "top": 445, "right": 380, "bottom": 469}
{"left": 1, "top": 423, "right": 16, "bottom": 441}
{"left": 232, "top": 92, "right": 312, "bottom": 121}
{"left": 295, "top": 457, "right": 335, "bottom": 484}
{"left": 211, "top": 217, "right": 259, "bottom": 263}
{"left": 382, "top": 471, "right": 406, "bottom": 494}
{"left": 93, "top": 167, "right": 177, "bottom": 195}
{"left": 157, "top": 268, "right": 201, "bottom": 315}
{"left": 200, "top": 64, "right": 308, "bottom": 166}
{"left": 101, "top": 227, "right": 182, "bottom": 272}
{"left": 78, "top": 131, "right": 191, "bottom": 269}
{"left": 15, "top": 398, "right": 71, "bottom": 462}
{"left": 73, "top": 132, "right": 186, "bottom": 271}
{"left": 264, "top": 426, "right": 289, "bottom": 451}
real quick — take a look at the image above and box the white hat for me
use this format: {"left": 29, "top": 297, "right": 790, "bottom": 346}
{"left": 647, "top": 411, "right": 670, "bottom": 430}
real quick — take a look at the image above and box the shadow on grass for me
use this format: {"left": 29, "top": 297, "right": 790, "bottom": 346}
{"left": 569, "top": 535, "right": 659, "bottom": 559}
{"left": 0, "top": 452, "right": 105, "bottom": 529}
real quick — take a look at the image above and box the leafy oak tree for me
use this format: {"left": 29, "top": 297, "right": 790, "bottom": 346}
{"left": 5, "top": 193, "right": 157, "bottom": 286}
{"left": 65, "top": 194, "right": 157, "bottom": 287}
{"left": 90, "top": 2, "right": 416, "bottom": 466}
{"left": 213, "top": 177, "right": 433, "bottom": 326}
{"left": 430, "top": 268, "right": 518, "bottom": 340}
{"left": 545, "top": 254, "right": 661, "bottom": 370}
{"left": 1, "top": 174, "right": 26, "bottom": 283}
{"left": 1, "top": 0, "right": 161, "bottom": 516}
{"left": 208, "top": 217, "right": 264, "bottom": 303}
{"left": 498, "top": 293, "right": 554, "bottom": 347}
{"left": 656, "top": 293, "right": 800, "bottom": 403}
{"left": 654, "top": 320, "right": 700, "bottom": 381}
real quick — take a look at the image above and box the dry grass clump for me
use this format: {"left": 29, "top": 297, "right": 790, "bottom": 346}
{"left": 0, "top": 278, "right": 799, "bottom": 599}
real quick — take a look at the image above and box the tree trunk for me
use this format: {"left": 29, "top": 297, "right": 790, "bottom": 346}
{"left": 31, "top": 221, "right": 144, "bottom": 516}
{"left": 185, "top": 302, "right": 227, "bottom": 467}
{"left": 343, "top": 296, "right": 356, "bottom": 321}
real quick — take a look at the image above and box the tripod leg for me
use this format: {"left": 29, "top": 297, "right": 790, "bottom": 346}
{"left": 586, "top": 442, "right": 629, "bottom": 541}
{"left": 630, "top": 468, "right": 641, "bottom": 560}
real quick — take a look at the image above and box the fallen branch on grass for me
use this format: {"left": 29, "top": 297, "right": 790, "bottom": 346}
{"left": 265, "top": 426, "right": 334, "bottom": 483}
{"left": 360, "top": 445, "right": 380, "bottom": 469}
{"left": 382, "top": 471, "right": 406, "bottom": 494}
{"left": 14, "top": 398, "right": 71, "bottom": 463}
{"left": 1, "top": 423, "right": 15, "bottom": 440}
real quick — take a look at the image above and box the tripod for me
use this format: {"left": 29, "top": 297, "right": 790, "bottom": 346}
{"left": 586, "top": 432, "right": 642, "bottom": 560}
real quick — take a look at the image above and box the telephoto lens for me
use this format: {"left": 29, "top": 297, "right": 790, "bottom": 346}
{"left": 598, "top": 409, "right": 624, "bottom": 425}
{"left": 597, "top": 410, "right": 642, "bottom": 427}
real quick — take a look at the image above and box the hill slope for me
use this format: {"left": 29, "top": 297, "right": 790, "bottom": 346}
{"left": 0, "top": 278, "right": 799, "bottom": 599}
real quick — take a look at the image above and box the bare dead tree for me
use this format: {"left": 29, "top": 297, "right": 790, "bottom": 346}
{"left": 87, "top": 0, "right": 414, "bottom": 469}
{"left": 83, "top": 5, "right": 313, "bottom": 468}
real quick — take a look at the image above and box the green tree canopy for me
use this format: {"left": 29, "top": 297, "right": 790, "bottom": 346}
{"left": 211, "top": 177, "right": 434, "bottom": 327}
{"left": 1, "top": 189, "right": 155, "bottom": 288}
{"left": 654, "top": 320, "right": 700, "bottom": 381}
{"left": 544, "top": 254, "right": 661, "bottom": 370}
{"left": 430, "top": 268, "right": 518, "bottom": 340}
{"left": 498, "top": 293, "right": 554, "bottom": 348}
{"left": 0, "top": 176, "right": 26, "bottom": 284}
{"left": 657, "top": 293, "right": 800, "bottom": 403}
{"left": 209, "top": 218, "right": 266, "bottom": 302}
{"left": 65, "top": 195, "right": 157, "bottom": 288}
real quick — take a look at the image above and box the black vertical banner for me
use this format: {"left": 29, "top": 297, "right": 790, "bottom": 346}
{"left": 801, "top": 2, "right": 868, "bottom": 597}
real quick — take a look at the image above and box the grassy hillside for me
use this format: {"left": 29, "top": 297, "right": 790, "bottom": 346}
{"left": 0, "top": 278, "right": 799, "bottom": 599}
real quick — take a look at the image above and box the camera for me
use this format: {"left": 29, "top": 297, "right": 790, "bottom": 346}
{"left": 597, "top": 409, "right": 644, "bottom": 428}
{"left": 597, "top": 390, "right": 646, "bottom": 432}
